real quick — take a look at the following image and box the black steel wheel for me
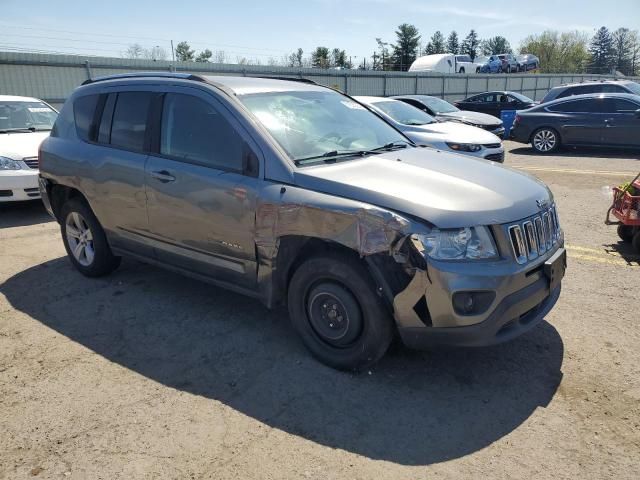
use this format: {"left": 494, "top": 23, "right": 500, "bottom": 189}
{"left": 617, "top": 224, "right": 634, "bottom": 243}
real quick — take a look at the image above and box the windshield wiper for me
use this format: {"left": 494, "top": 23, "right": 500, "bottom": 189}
{"left": 363, "top": 141, "right": 411, "bottom": 153}
{"left": 0, "top": 127, "right": 36, "bottom": 134}
{"left": 294, "top": 150, "right": 367, "bottom": 165}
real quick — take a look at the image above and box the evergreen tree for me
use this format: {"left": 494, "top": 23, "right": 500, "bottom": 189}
{"left": 195, "top": 49, "right": 213, "bottom": 63}
{"left": 461, "top": 30, "right": 480, "bottom": 61}
{"left": 430, "top": 31, "right": 446, "bottom": 54}
{"left": 589, "top": 26, "right": 613, "bottom": 73}
{"left": 391, "top": 23, "right": 421, "bottom": 71}
{"left": 481, "top": 36, "right": 512, "bottom": 55}
{"left": 446, "top": 31, "right": 460, "bottom": 54}
{"left": 174, "top": 41, "right": 195, "bottom": 62}
{"left": 311, "top": 47, "right": 331, "bottom": 69}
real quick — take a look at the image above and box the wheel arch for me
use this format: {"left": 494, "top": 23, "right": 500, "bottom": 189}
{"left": 48, "top": 183, "right": 90, "bottom": 223}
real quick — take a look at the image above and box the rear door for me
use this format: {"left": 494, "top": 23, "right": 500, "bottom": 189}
{"left": 460, "top": 93, "right": 498, "bottom": 116}
{"left": 600, "top": 98, "right": 640, "bottom": 146}
{"left": 144, "top": 87, "right": 262, "bottom": 289}
{"left": 83, "top": 89, "right": 155, "bottom": 257}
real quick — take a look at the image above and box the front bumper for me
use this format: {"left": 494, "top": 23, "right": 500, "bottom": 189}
{"left": 393, "top": 244, "right": 565, "bottom": 349}
{"left": 0, "top": 170, "right": 40, "bottom": 201}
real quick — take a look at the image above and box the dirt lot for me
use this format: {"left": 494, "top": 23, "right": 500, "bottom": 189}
{"left": 1, "top": 141, "right": 639, "bottom": 479}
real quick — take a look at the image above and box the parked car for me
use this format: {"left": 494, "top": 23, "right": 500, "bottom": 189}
{"left": 0, "top": 95, "right": 57, "bottom": 202}
{"left": 511, "top": 93, "right": 640, "bottom": 153}
{"left": 409, "top": 53, "right": 481, "bottom": 74}
{"left": 516, "top": 54, "right": 540, "bottom": 72}
{"left": 355, "top": 96, "right": 504, "bottom": 162}
{"left": 392, "top": 94, "right": 506, "bottom": 138}
{"left": 497, "top": 54, "right": 519, "bottom": 73}
{"left": 540, "top": 79, "right": 640, "bottom": 103}
{"left": 39, "top": 73, "right": 565, "bottom": 370}
{"left": 476, "top": 55, "right": 503, "bottom": 73}
{"left": 455, "top": 91, "right": 537, "bottom": 118}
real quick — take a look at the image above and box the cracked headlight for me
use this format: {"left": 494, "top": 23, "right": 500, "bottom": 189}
{"left": 446, "top": 142, "right": 482, "bottom": 152}
{"left": 0, "top": 156, "right": 23, "bottom": 170}
{"left": 414, "top": 226, "right": 498, "bottom": 260}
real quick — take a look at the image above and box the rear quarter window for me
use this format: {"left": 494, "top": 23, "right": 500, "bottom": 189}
{"left": 73, "top": 94, "right": 100, "bottom": 141}
{"left": 110, "top": 92, "right": 153, "bottom": 152}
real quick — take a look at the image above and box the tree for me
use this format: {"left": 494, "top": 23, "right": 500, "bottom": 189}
{"left": 630, "top": 31, "right": 640, "bottom": 76}
{"left": 481, "top": 36, "right": 512, "bottom": 55}
{"left": 446, "top": 31, "right": 460, "bottom": 54}
{"left": 213, "top": 50, "right": 227, "bottom": 64}
{"left": 611, "top": 28, "right": 634, "bottom": 75}
{"left": 461, "top": 30, "right": 480, "bottom": 61}
{"left": 429, "top": 31, "right": 446, "bottom": 54}
{"left": 589, "top": 26, "right": 613, "bottom": 74}
{"left": 174, "top": 41, "right": 195, "bottom": 62}
{"left": 373, "top": 38, "right": 391, "bottom": 70}
{"left": 331, "top": 48, "right": 351, "bottom": 68}
{"left": 142, "top": 46, "right": 168, "bottom": 61}
{"left": 391, "top": 23, "right": 421, "bottom": 71}
{"left": 424, "top": 42, "right": 435, "bottom": 55}
{"left": 195, "top": 49, "right": 213, "bottom": 63}
{"left": 519, "top": 30, "right": 590, "bottom": 73}
{"left": 125, "top": 43, "right": 144, "bottom": 59}
{"left": 311, "top": 46, "right": 331, "bottom": 68}
{"left": 287, "top": 48, "right": 304, "bottom": 67}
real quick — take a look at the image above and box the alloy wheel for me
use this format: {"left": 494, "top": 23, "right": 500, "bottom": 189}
{"left": 65, "top": 211, "right": 95, "bottom": 266}
{"left": 533, "top": 129, "right": 557, "bottom": 152}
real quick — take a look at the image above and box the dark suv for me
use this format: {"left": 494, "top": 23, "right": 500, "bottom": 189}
{"left": 541, "top": 80, "right": 640, "bottom": 103}
{"left": 38, "top": 73, "right": 565, "bottom": 370}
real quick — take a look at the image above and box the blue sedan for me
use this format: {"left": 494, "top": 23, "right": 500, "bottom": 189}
{"left": 477, "top": 55, "right": 502, "bottom": 73}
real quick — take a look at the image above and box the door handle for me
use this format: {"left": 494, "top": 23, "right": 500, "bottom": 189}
{"left": 604, "top": 118, "right": 614, "bottom": 127}
{"left": 150, "top": 170, "right": 176, "bottom": 183}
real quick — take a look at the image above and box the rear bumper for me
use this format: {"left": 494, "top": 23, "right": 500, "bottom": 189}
{"left": 510, "top": 125, "right": 531, "bottom": 143}
{"left": 0, "top": 170, "right": 40, "bottom": 202}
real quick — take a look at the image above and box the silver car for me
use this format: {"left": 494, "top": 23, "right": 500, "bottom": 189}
{"left": 355, "top": 96, "right": 505, "bottom": 162}
{"left": 39, "top": 74, "right": 566, "bottom": 370}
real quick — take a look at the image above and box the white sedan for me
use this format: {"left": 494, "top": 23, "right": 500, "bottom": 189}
{"left": 0, "top": 95, "right": 57, "bottom": 202}
{"left": 354, "top": 96, "right": 505, "bottom": 162}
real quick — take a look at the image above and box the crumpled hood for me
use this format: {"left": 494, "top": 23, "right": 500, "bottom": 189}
{"left": 293, "top": 148, "right": 552, "bottom": 228}
{"left": 402, "top": 121, "right": 501, "bottom": 145}
{"left": 436, "top": 110, "right": 503, "bottom": 127}
{"left": 0, "top": 131, "right": 49, "bottom": 160}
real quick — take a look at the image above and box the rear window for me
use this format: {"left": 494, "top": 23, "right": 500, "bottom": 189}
{"left": 73, "top": 94, "right": 99, "bottom": 141}
{"left": 623, "top": 82, "right": 640, "bottom": 95}
{"left": 110, "top": 92, "right": 152, "bottom": 152}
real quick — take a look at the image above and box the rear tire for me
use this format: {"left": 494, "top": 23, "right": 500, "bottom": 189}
{"left": 506, "top": 65, "right": 512, "bottom": 73}
{"left": 60, "top": 198, "right": 121, "bottom": 277}
{"left": 459, "top": 67, "right": 465, "bottom": 74}
{"left": 617, "top": 224, "right": 634, "bottom": 242}
{"left": 531, "top": 127, "right": 560, "bottom": 154}
{"left": 476, "top": 67, "right": 481, "bottom": 73}
{"left": 287, "top": 253, "right": 393, "bottom": 370}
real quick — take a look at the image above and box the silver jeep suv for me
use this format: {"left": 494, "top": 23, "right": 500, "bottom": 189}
{"left": 39, "top": 73, "right": 566, "bottom": 370}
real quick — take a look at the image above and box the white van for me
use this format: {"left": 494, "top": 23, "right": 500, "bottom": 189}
{"left": 409, "top": 54, "right": 481, "bottom": 74}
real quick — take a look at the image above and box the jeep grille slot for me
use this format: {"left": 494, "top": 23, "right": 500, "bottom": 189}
{"left": 507, "top": 204, "right": 561, "bottom": 264}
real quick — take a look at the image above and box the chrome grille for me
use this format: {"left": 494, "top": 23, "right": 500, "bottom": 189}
{"left": 507, "top": 205, "right": 561, "bottom": 264}
{"left": 23, "top": 156, "right": 38, "bottom": 169}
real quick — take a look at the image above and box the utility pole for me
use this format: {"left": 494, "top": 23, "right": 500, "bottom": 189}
{"left": 170, "top": 40, "right": 175, "bottom": 62}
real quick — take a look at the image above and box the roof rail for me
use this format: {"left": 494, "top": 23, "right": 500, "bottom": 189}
{"left": 81, "top": 72, "right": 207, "bottom": 86}
{"left": 253, "top": 75, "right": 318, "bottom": 85}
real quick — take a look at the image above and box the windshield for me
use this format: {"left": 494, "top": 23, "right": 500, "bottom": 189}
{"left": 624, "top": 82, "right": 640, "bottom": 95}
{"left": 371, "top": 100, "right": 437, "bottom": 126}
{"left": 239, "top": 91, "right": 408, "bottom": 162}
{"left": 0, "top": 101, "right": 57, "bottom": 132}
{"left": 417, "top": 97, "right": 459, "bottom": 114}
{"left": 509, "top": 92, "right": 535, "bottom": 103}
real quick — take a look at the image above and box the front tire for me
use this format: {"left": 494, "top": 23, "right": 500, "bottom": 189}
{"left": 531, "top": 127, "right": 560, "bottom": 153}
{"left": 60, "top": 198, "right": 121, "bottom": 277}
{"left": 459, "top": 67, "right": 465, "bottom": 74}
{"left": 632, "top": 231, "right": 640, "bottom": 253}
{"left": 287, "top": 253, "right": 393, "bottom": 370}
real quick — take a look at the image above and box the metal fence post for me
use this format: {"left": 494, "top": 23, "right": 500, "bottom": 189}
{"left": 415, "top": 74, "right": 418, "bottom": 94}
{"left": 345, "top": 73, "right": 349, "bottom": 94}
{"left": 465, "top": 75, "right": 469, "bottom": 98}
{"left": 383, "top": 75, "right": 387, "bottom": 97}
{"left": 534, "top": 75, "right": 539, "bottom": 100}
{"left": 441, "top": 76, "right": 445, "bottom": 99}
{"left": 84, "top": 61, "right": 92, "bottom": 81}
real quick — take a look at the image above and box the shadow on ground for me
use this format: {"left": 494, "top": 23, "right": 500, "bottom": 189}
{"left": 1, "top": 257, "right": 564, "bottom": 466}
{"left": 508, "top": 145, "right": 640, "bottom": 159}
{"left": 0, "top": 201, "right": 53, "bottom": 228}
{"left": 603, "top": 241, "right": 640, "bottom": 265}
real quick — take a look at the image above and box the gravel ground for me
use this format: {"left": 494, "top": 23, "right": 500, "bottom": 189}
{"left": 1, "top": 141, "right": 639, "bottom": 479}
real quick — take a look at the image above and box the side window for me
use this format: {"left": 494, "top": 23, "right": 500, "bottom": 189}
{"left": 601, "top": 84, "right": 624, "bottom": 93}
{"left": 482, "top": 94, "right": 496, "bottom": 103}
{"left": 110, "top": 92, "right": 153, "bottom": 152}
{"left": 160, "top": 93, "right": 244, "bottom": 172}
{"left": 73, "top": 94, "right": 100, "bottom": 142}
{"left": 601, "top": 98, "right": 640, "bottom": 113}
{"left": 548, "top": 99, "right": 598, "bottom": 113}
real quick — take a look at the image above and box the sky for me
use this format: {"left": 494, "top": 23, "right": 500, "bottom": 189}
{"left": 2, "top": 0, "right": 640, "bottom": 64}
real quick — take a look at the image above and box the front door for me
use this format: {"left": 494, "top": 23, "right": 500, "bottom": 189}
{"left": 600, "top": 98, "right": 640, "bottom": 147}
{"left": 144, "top": 89, "right": 262, "bottom": 289}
